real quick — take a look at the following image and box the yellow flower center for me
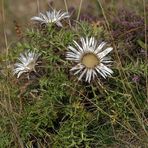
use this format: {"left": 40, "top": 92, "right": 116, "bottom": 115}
{"left": 81, "top": 53, "right": 99, "bottom": 68}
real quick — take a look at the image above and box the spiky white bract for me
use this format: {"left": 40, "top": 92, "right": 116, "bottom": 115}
{"left": 66, "top": 37, "right": 113, "bottom": 83}
{"left": 13, "top": 50, "right": 41, "bottom": 78}
{"left": 31, "top": 9, "right": 70, "bottom": 27}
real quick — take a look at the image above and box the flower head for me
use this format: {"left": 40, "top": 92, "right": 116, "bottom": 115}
{"left": 31, "top": 9, "right": 70, "bottom": 27}
{"left": 66, "top": 37, "right": 113, "bottom": 83}
{"left": 13, "top": 50, "right": 41, "bottom": 78}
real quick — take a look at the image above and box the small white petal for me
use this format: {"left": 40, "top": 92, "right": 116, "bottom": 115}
{"left": 86, "top": 69, "right": 93, "bottom": 83}
{"left": 95, "top": 42, "right": 106, "bottom": 54}
{"left": 73, "top": 68, "right": 83, "bottom": 75}
{"left": 101, "top": 56, "right": 113, "bottom": 63}
{"left": 17, "top": 70, "right": 26, "bottom": 78}
{"left": 97, "top": 47, "right": 113, "bottom": 59}
{"left": 66, "top": 52, "right": 80, "bottom": 61}
{"left": 78, "top": 68, "right": 87, "bottom": 81}
{"left": 70, "top": 64, "right": 84, "bottom": 71}
{"left": 31, "top": 16, "right": 44, "bottom": 22}
{"left": 89, "top": 37, "right": 93, "bottom": 47}
{"left": 92, "top": 70, "right": 97, "bottom": 80}
{"left": 56, "top": 21, "right": 63, "bottom": 27}
{"left": 95, "top": 67, "right": 106, "bottom": 79}
{"left": 73, "top": 40, "right": 84, "bottom": 53}
{"left": 99, "top": 63, "right": 113, "bottom": 76}
{"left": 86, "top": 37, "right": 89, "bottom": 46}
{"left": 68, "top": 46, "right": 81, "bottom": 55}
{"left": 102, "top": 60, "right": 113, "bottom": 64}
{"left": 80, "top": 37, "right": 87, "bottom": 49}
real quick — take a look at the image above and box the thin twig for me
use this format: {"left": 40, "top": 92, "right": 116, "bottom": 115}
{"left": 64, "top": 0, "right": 72, "bottom": 27}
{"left": 76, "top": 0, "right": 83, "bottom": 21}
{"left": 1, "top": 0, "right": 8, "bottom": 56}
{"left": 36, "top": 0, "right": 40, "bottom": 14}
{"left": 143, "top": 0, "right": 148, "bottom": 99}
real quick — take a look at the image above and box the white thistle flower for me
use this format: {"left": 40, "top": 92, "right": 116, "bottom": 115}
{"left": 13, "top": 50, "right": 41, "bottom": 78}
{"left": 31, "top": 9, "right": 70, "bottom": 27}
{"left": 66, "top": 37, "right": 113, "bottom": 83}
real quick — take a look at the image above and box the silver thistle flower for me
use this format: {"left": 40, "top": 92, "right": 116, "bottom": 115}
{"left": 13, "top": 50, "right": 41, "bottom": 78}
{"left": 66, "top": 37, "right": 114, "bottom": 83}
{"left": 31, "top": 9, "right": 70, "bottom": 27}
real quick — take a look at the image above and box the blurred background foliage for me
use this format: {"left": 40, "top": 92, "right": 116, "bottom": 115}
{"left": 0, "top": 0, "right": 147, "bottom": 52}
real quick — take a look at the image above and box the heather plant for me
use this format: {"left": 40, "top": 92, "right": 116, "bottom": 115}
{"left": 0, "top": 0, "right": 147, "bottom": 148}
